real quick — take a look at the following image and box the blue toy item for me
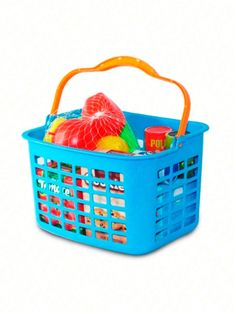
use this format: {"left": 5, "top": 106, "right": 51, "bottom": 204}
{"left": 22, "top": 56, "right": 209, "bottom": 255}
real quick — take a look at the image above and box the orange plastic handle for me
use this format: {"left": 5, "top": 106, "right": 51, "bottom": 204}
{"left": 50, "top": 56, "right": 191, "bottom": 137}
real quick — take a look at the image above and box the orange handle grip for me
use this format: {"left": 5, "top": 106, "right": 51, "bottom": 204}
{"left": 50, "top": 56, "right": 191, "bottom": 137}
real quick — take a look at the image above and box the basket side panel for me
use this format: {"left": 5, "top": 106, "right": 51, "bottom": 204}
{"left": 23, "top": 112, "right": 208, "bottom": 255}
{"left": 26, "top": 140, "right": 158, "bottom": 254}
{"left": 153, "top": 133, "right": 205, "bottom": 250}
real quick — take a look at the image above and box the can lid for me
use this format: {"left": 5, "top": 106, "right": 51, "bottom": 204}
{"left": 145, "top": 126, "right": 172, "bottom": 134}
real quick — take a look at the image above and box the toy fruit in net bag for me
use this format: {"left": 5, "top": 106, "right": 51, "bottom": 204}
{"left": 45, "top": 92, "right": 140, "bottom": 152}
{"left": 43, "top": 117, "right": 66, "bottom": 143}
{"left": 96, "top": 135, "right": 129, "bottom": 153}
{"left": 53, "top": 118, "right": 98, "bottom": 149}
{"left": 82, "top": 93, "right": 125, "bottom": 136}
{"left": 120, "top": 122, "right": 140, "bottom": 152}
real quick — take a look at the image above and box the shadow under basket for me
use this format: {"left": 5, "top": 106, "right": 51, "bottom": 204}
{"left": 23, "top": 111, "right": 208, "bottom": 255}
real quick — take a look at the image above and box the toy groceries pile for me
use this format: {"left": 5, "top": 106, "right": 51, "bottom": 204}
{"left": 43, "top": 92, "right": 179, "bottom": 154}
{"left": 43, "top": 93, "right": 140, "bottom": 154}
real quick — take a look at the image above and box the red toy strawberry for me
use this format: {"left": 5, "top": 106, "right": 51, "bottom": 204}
{"left": 53, "top": 93, "right": 126, "bottom": 150}
{"left": 82, "top": 93, "right": 125, "bottom": 136}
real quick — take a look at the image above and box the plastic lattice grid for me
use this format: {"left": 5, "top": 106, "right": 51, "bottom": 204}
{"left": 34, "top": 155, "right": 127, "bottom": 245}
{"left": 155, "top": 155, "right": 199, "bottom": 241}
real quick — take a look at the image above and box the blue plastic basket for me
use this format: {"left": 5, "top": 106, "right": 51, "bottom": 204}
{"left": 22, "top": 57, "right": 209, "bottom": 255}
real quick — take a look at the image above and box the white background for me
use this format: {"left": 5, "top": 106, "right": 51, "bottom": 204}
{"left": 0, "top": 0, "right": 235, "bottom": 313}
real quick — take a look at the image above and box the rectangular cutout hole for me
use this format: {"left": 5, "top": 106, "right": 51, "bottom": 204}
{"left": 186, "top": 192, "right": 197, "bottom": 204}
{"left": 95, "top": 219, "right": 108, "bottom": 229}
{"left": 64, "top": 211, "right": 76, "bottom": 221}
{"left": 96, "top": 231, "right": 109, "bottom": 241}
{"left": 185, "top": 203, "right": 197, "bottom": 215}
{"left": 112, "top": 222, "right": 127, "bottom": 232}
{"left": 93, "top": 181, "right": 106, "bottom": 192}
{"left": 187, "top": 180, "right": 197, "bottom": 191}
{"left": 92, "top": 169, "right": 105, "bottom": 178}
{"left": 172, "top": 173, "right": 184, "bottom": 184}
{"left": 79, "top": 215, "right": 91, "bottom": 225}
{"left": 35, "top": 168, "right": 44, "bottom": 177}
{"left": 62, "top": 175, "right": 73, "bottom": 185}
{"left": 109, "top": 172, "right": 124, "bottom": 182}
{"left": 76, "top": 166, "right": 88, "bottom": 176}
{"left": 78, "top": 203, "right": 90, "bottom": 213}
{"left": 156, "top": 217, "right": 168, "bottom": 229}
{"left": 50, "top": 207, "right": 61, "bottom": 217}
{"left": 173, "top": 186, "right": 184, "bottom": 198}
{"left": 94, "top": 194, "right": 107, "bottom": 204}
{"left": 157, "top": 192, "right": 169, "bottom": 204}
{"left": 38, "top": 191, "right": 47, "bottom": 201}
{"left": 51, "top": 219, "right": 62, "bottom": 228}
{"left": 38, "top": 203, "right": 48, "bottom": 212}
{"left": 110, "top": 197, "right": 125, "bottom": 207}
{"left": 47, "top": 159, "right": 58, "bottom": 169}
{"left": 170, "top": 222, "right": 182, "bottom": 233}
{"left": 77, "top": 191, "right": 90, "bottom": 201}
{"left": 155, "top": 229, "right": 168, "bottom": 240}
{"left": 50, "top": 195, "right": 60, "bottom": 205}
{"left": 76, "top": 178, "right": 89, "bottom": 188}
{"left": 156, "top": 205, "right": 169, "bottom": 218}
{"left": 187, "top": 168, "right": 198, "bottom": 179}
{"left": 61, "top": 163, "right": 72, "bottom": 173}
{"left": 65, "top": 223, "right": 76, "bottom": 232}
{"left": 39, "top": 214, "right": 49, "bottom": 224}
{"left": 79, "top": 227, "right": 92, "bottom": 236}
{"left": 111, "top": 210, "right": 126, "bottom": 220}
{"left": 94, "top": 207, "right": 107, "bottom": 217}
{"left": 35, "top": 156, "right": 44, "bottom": 166}
{"left": 184, "top": 215, "right": 196, "bottom": 226}
{"left": 173, "top": 161, "right": 185, "bottom": 173}
{"left": 158, "top": 167, "right": 170, "bottom": 179}
{"left": 48, "top": 171, "right": 59, "bottom": 181}
{"left": 187, "top": 156, "right": 198, "bottom": 167}
{"left": 63, "top": 199, "right": 75, "bottom": 209}
{"left": 112, "top": 234, "right": 127, "bottom": 244}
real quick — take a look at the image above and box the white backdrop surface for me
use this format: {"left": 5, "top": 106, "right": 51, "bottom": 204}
{"left": 0, "top": 1, "right": 235, "bottom": 313}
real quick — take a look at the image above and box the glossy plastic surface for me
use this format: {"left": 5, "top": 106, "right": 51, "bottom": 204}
{"left": 23, "top": 111, "right": 208, "bottom": 255}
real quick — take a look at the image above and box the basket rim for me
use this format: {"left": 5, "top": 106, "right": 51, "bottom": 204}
{"left": 22, "top": 111, "right": 209, "bottom": 161}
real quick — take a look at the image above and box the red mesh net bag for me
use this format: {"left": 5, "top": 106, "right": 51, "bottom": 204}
{"left": 52, "top": 93, "right": 126, "bottom": 150}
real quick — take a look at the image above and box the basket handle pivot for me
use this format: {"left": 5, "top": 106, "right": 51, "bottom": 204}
{"left": 50, "top": 56, "right": 191, "bottom": 137}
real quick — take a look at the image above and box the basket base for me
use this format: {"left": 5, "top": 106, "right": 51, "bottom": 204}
{"left": 36, "top": 221, "right": 199, "bottom": 256}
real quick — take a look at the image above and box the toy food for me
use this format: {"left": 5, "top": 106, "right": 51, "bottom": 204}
{"left": 145, "top": 126, "right": 172, "bottom": 152}
{"left": 45, "top": 92, "right": 139, "bottom": 153}
{"left": 165, "top": 131, "right": 177, "bottom": 149}
{"left": 120, "top": 122, "right": 140, "bottom": 152}
{"left": 96, "top": 135, "right": 129, "bottom": 153}
{"left": 43, "top": 117, "right": 66, "bottom": 143}
{"left": 82, "top": 93, "right": 126, "bottom": 135}
{"left": 53, "top": 118, "right": 100, "bottom": 150}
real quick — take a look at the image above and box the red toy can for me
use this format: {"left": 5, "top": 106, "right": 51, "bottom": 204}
{"left": 145, "top": 126, "right": 172, "bottom": 152}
